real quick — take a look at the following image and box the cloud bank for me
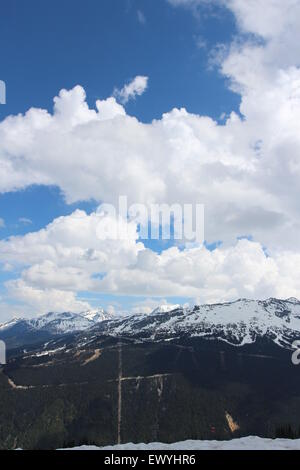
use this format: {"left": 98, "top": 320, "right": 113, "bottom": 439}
{"left": 1, "top": 0, "right": 300, "bottom": 317}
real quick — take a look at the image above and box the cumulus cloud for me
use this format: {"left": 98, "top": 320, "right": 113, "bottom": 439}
{"left": 131, "top": 299, "right": 182, "bottom": 314}
{"left": 114, "top": 76, "right": 149, "bottom": 103}
{"left": 0, "top": 209, "right": 143, "bottom": 316}
{"left": 0, "top": 209, "right": 142, "bottom": 276}
{"left": 1, "top": 1, "right": 300, "bottom": 317}
{"left": 97, "top": 239, "right": 300, "bottom": 302}
{"left": 0, "top": 83, "right": 298, "bottom": 252}
{"left": 1, "top": 208, "right": 300, "bottom": 317}
{"left": 6, "top": 280, "right": 90, "bottom": 317}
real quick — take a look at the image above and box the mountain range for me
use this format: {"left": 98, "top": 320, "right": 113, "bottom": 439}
{"left": 0, "top": 308, "right": 113, "bottom": 350}
{"left": 1, "top": 298, "right": 300, "bottom": 449}
{"left": 1, "top": 298, "right": 300, "bottom": 351}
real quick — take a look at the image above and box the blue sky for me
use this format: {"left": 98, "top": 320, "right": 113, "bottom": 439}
{"left": 0, "top": 0, "right": 240, "bottom": 239}
{"left": 0, "top": 0, "right": 299, "bottom": 319}
{"left": 0, "top": 0, "right": 238, "bottom": 123}
{"left": 0, "top": 0, "right": 239, "bottom": 316}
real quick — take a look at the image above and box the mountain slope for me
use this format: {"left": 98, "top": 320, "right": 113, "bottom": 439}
{"left": 1, "top": 332, "right": 300, "bottom": 449}
{"left": 0, "top": 309, "right": 113, "bottom": 350}
{"left": 1, "top": 298, "right": 300, "bottom": 449}
{"left": 1, "top": 298, "right": 300, "bottom": 352}
{"left": 90, "top": 298, "right": 300, "bottom": 348}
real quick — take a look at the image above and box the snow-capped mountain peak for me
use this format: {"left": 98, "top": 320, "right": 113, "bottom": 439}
{"left": 285, "top": 297, "right": 299, "bottom": 304}
{"left": 0, "top": 308, "right": 114, "bottom": 336}
{"left": 95, "top": 298, "right": 300, "bottom": 348}
{"left": 1, "top": 298, "right": 300, "bottom": 350}
{"left": 0, "top": 317, "right": 23, "bottom": 331}
{"left": 151, "top": 304, "right": 181, "bottom": 314}
{"left": 29, "top": 311, "right": 93, "bottom": 333}
{"left": 80, "top": 308, "right": 114, "bottom": 323}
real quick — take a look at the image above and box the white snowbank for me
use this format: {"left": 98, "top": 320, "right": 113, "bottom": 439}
{"left": 65, "top": 436, "right": 300, "bottom": 450}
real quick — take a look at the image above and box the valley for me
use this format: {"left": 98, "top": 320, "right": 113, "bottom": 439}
{"left": 1, "top": 299, "right": 300, "bottom": 449}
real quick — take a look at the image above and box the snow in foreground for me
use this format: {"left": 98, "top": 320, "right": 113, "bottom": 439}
{"left": 66, "top": 436, "right": 300, "bottom": 450}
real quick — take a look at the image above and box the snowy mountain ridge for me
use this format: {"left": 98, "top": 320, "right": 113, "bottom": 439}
{"left": 1, "top": 298, "right": 300, "bottom": 348}
{"left": 151, "top": 304, "right": 181, "bottom": 314}
{"left": 93, "top": 297, "right": 300, "bottom": 348}
{"left": 0, "top": 308, "right": 114, "bottom": 335}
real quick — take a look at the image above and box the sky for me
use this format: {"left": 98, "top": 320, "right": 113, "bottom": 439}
{"left": 1, "top": 0, "right": 300, "bottom": 321}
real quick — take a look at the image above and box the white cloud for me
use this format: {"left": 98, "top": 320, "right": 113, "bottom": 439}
{"left": 130, "top": 299, "right": 184, "bottom": 314}
{"left": 224, "top": 0, "right": 300, "bottom": 40}
{"left": 97, "top": 239, "right": 300, "bottom": 302}
{"left": 6, "top": 280, "right": 90, "bottom": 316}
{"left": 1, "top": 1, "right": 300, "bottom": 317}
{"left": 0, "top": 301, "right": 33, "bottom": 323}
{"left": 2, "top": 263, "right": 13, "bottom": 272}
{"left": 0, "top": 84, "right": 298, "bottom": 252}
{"left": 106, "top": 304, "right": 116, "bottom": 315}
{"left": 0, "top": 209, "right": 142, "bottom": 276}
{"left": 114, "top": 76, "right": 149, "bottom": 104}
{"left": 0, "top": 209, "right": 143, "bottom": 317}
{"left": 0, "top": 218, "right": 5, "bottom": 228}
{"left": 168, "top": 0, "right": 300, "bottom": 50}
{"left": 96, "top": 97, "right": 126, "bottom": 120}
{"left": 1, "top": 209, "right": 300, "bottom": 318}
{"left": 131, "top": 299, "right": 159, "bottom": 315}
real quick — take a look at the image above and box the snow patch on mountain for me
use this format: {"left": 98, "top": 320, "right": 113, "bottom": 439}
{"left": 151, "top": 304, "right": 181, "bottom": 314}
{"left": 29, "top": 311, "right": 94, "bottom": 333}
{"left": 0, "top": 318, "right": 20, "bottom": 331}
{"left": 0, "top": 308, "right": 114, "bottom": 335}
{"left": 81, "top": 308, "right": 114, "bottom": 323}
{"left": 95, "top": 298, "right": 300, "bottom": 348}
{"left": 1, "top": 298, "right": 300, "bottom": 348}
